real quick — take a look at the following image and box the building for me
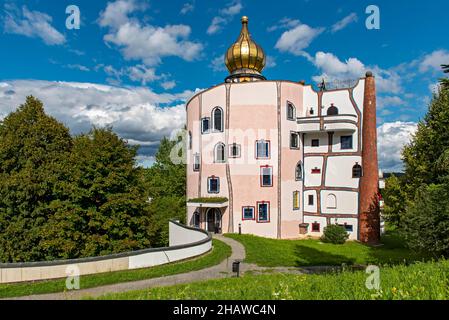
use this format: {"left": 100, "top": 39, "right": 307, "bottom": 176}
{"left": 185, "top": 16, "right": 380, "bottom": 243}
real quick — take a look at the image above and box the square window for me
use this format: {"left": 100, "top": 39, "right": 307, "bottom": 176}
{"left": 256, "top": 140, "right": 270, "bottom": 159}
{"left": 242, "top": 207, "right": 255, "bottom": 220}
{"left": 208, "top": 177, "right": 220, "bottom": 193}
{"left": 290, "top": 132, "right": 299, "bottom": 149}
{"left": 311, "top": 139, "right": 320, "bottom": 147}
{"left": 257, "top": 202, "right": 270, "bottom": 222}
{"left": 229, "top": 143, "right": 241, "bottom": 158}
{"left": 341, "top": 135, "right": 353, "bottom": 150}
{"left": 260, "top": 166, "right": 273, "bottom": 187}
{"left": 339, "top": 224, "right": 353, "bottom": 232}
{"left": 311, "top": 222, "right": 320, "bottom": 232}
{"left": 201, "top": 117, "right": 210, "bottom": 134}
{"left": 308, "top": 195, "right": 314, "bottom": 206}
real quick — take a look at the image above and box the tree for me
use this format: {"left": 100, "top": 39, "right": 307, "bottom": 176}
{"left": 0, "top": 96, "right": 72, "bottom": 262}
{"left": 382, "top": 175, "right": 407, "bottom": 228}
{"left": 441, "top": 64, "right": 449, "bottom": 91}
{"left": 401, "top": 183, "right": 449, "bottom": 257}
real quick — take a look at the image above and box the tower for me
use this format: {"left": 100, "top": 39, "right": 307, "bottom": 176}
{"left": 358, "top": 71, "right": 381, "bottom": 244}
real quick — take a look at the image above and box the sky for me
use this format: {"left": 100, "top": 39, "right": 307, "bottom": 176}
{"left": 0, "top": 0, "right": 448, "bottom": 171}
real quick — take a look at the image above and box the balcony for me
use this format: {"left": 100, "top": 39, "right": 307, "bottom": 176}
{"left": 297, "top": 114, "right": 358, "bottom": 133}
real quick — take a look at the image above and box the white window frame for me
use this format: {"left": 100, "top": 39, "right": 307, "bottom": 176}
{"left": 201, "top": 117, "right": 210, "bottom": 134}
{"left": 207, "top": 176, "right": 220, "bottom": 194}
{"left": 256, "top": 140, "right": 270, "bottom": 159}
{"left": 211, "top": 107, "right": 224, "bottom": 132}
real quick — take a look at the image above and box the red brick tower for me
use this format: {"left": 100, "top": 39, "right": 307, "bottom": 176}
{"left": 359, "top": 71, "right": 381, "bottom": 244}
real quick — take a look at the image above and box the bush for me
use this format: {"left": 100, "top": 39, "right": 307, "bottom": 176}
{"left": 320, "top": 224, "right": 349, "bottom": 244}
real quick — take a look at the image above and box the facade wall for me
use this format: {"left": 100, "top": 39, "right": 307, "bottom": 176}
{"left": 186, "top": 78, "right": 375, "bottom": 241}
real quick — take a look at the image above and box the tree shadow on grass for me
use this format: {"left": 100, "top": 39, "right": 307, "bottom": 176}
{"left": 293, "top": 244, "right": 356, "bottom": 267}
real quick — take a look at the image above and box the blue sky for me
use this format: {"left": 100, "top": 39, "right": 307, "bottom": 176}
{"left": 1, "top": 0, "right": 449, "bottom": 171}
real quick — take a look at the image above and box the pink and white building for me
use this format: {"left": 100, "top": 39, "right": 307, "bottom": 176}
{"left": 186, "top": 17, "right": 380, "bottom": 242}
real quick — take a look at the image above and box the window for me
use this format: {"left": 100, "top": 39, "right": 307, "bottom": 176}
{"left": 229, "top": 143, "right": 241, "bottom": 158}
{"left": 193, "top": 212, "right": 200, "bottom": 228}
{"left": 257, "top": 202, "right": 270, "bottom": 222}
{"left": 215, "top": 143, "right": 226, "bottom": 163}
{"left": 208, "top": 176, "right": 220, "bottom": 193}
{"left": 341, "top": 135, "right": 353, "bottom": 150}
{"left": 290, "top": 132, "right": 299, "bottom": 149}
{"left": 201, "top": 117, "right": 210, "bottom": 134}
{"left": 193, "top": 153, "right": 200, "bottom": 171}
{"left": 326, "top": 194, "right": 337, "bottom": 209}
{"left": 311, "top": 222, "right": 320, "bottom": 232}
{"left": 256, "top": 140, "right": 270, "bottom": 159}
{"left": 309, "top": 108, "right": 314, "bottom": 115}
{"left": 287, "top": 102, "right": 295, "bottom": 120}
{"left": 212, "top": 107, "right": 223, "bottom": 132}
{"left": 327, "top": 104, "right": 339, "bottom": 116}
{"left": 242, "top": 206, "right": 255, "bottom": 220}
{"left": 295, "top": 162, "right": 303, "bottom": 181}
{"left": 338, "top": 224, "right": 353, "bottom": 232}
{"left": 260, "top": 166, "right": 273, "bottom": 187}
{"left": 352, "top": 163, "right": 362, "bottom": 178}
{"left": 308, "top": 194, "right": 314, "bottom": 206}
{"left": 293, "top": 191, "right": 300, "bottom": 210}
{"left": 188, "top": 131, "right": 192, "bottom": 149}
{"left": 311, "top": 139, "right": 320, "bottom": 147}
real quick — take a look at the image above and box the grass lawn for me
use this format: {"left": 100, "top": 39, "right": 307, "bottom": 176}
{"left": 225, "top": 231, "right": 429, "bottom": 267}
{"left": 0, "top": 239, "right": 231, "bottom": 299}
{"left": 97, "top": 259, "right": 449, "bottom": 300}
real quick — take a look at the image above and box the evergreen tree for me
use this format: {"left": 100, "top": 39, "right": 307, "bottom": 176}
{"left": 441, "top": 64, "right": 449, "bottom": 90}
{"left": 382, "top": 175, "right": 407, "bottom": 228}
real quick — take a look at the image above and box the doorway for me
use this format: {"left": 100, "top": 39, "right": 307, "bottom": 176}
{"left": 206, "top": 208, "right": 222, "bottom": 233}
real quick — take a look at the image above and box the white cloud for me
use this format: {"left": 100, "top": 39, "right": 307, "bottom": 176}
{"left": 161, "top": 81, "right": 176, "bottom": 90}
{"left": 377, "top": 96, "right": 406, "bottom": 109}
{"left": 66, "top": 64, "right": 90, "bottom": 72}
{"left": 180, "top": 2, "right": 195, "bottom": 15}
{"left": 377, "top": 121, "right": 417, "bottom": 172}
{"left": 308, "top": 51, "right": 402, "bottom": 94}
{"left": 265, "top": 56, "right": 277, "bottom": 68}
{"left": 210, "top": 56, "right": 226, "bottom": 72}
{"left": 419, "top": 50, "right": 449, "bottom": 73}
{"left": 275, "top": 23, "right": 324, "bottom": 56}
{"left": 267, "top": 18, "right": 300, "bottom": 32}
{"left": 99, "top": 0, "right": 203, "bottom": 66}
{"left": 207, "top": 1, "right": 242, "bottom": 35}
{"left": 0, "top": 80, "right": 199, "bottom": 163}
{"left": 331, "top": 13, "right": 358, "bottom": 33}
{"left": 3, "top": 4, "right": 65, "bottom": 45}
{"left": 207, "top": 17, "right": 227, "bottom": 35}
{"left": 127, "top": 65, "right": 159, "bottom": 84}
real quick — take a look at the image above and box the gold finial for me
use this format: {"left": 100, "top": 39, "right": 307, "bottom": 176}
{"left": 224, "top": 15, "right": 266, "bottom": 81}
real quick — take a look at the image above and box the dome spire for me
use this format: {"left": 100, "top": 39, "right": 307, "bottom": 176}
{"left": 224, "top": 16, "right": 266, "bottom": 83}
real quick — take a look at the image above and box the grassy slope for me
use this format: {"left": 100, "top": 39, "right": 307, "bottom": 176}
{"left": 225, "top": 231, "right": 428, "bottom": 267}
{"left": 98, "top": 259, "right": 449, "bottom": 300}
{"left": 0, "top": 239, "right": 231, "bottom": 299}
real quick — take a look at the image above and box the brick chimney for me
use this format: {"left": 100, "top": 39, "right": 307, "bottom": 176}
{"left": 359, "top": 71, "right": 381, "bottom": 244}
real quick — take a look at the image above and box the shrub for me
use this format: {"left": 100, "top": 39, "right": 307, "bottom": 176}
{"left": 320, "top": 224, "right": 349, "bottom": 244}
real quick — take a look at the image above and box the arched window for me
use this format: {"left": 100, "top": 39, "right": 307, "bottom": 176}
{"left": 212, "top": 107, "right": 223, "bottom": 132}
{"left": 287, "top": 102, "right": 296, "bottom": 120}
{"left": 295, "top": 162, "right": 303, "bottom": 181}
{"left": 326, "top": 194, "right": 337, "bottom": 209}
{"left": 352, "top": 163, "right": 362, "bottom": 178}
{"left": 215, "top": 142, "right": 226, "bottom": 163}
{"left": 327, "top": 103, "right": 339, "bottom": 116}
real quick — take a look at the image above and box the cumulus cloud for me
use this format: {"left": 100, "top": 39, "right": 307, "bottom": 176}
{"left": 275, "top": 23, "right": 324, "bottom": 56}
{"left": 377, "top": 121, "right": 417, "bottom": 172}
{"left": 161, "top": 81, "right": 176, "bottom": 90}
{"left": 180, "top": 2, "right": 195, "bottom": 15}
{"left": 0, "top": 80, "right": 199, "bottom": 166}
{"left": 331, "top": 13, "right": 358, "bottom": 33}
{"left": 207, "top": 1, "right": 242, "bottom": 35}
{"left": 99, "top": 0, "right": 203, "bottom": 66}
{"left": 419, "top": 49, "right": 449, "bottom": 73}
{"left": 3, "top": 4, "right": 65, "bottom": 45}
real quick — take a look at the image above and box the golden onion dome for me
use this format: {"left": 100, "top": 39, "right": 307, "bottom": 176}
{"left": 225, "top": 16, "right": 266, "bottom": 82}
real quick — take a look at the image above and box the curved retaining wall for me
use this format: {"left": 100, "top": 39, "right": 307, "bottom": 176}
{"left": 0, "top": 220, "right": 212, "bottom": 284}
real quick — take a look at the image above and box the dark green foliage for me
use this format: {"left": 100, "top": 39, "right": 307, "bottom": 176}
{"left": 382, "top": 175, "right": 407, "bottom": 228}
{"left": 320, "top": 224, "right": 349, "bottom": 245}
{"left": 441, "top": 65, "right": 449, "bottom": 90}
{"left": 0, "top": 97, "right": 153, "bottom": 262}
{"left": 402, "top": 184, "right": 449, "bottom": 257}
{"left": 187, "top": 197, "right": 228, "bottom": 203}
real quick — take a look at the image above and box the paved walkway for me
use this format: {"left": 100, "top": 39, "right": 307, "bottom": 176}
{"left": 9, "top": 235, "right": 341, "bottom": 300}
